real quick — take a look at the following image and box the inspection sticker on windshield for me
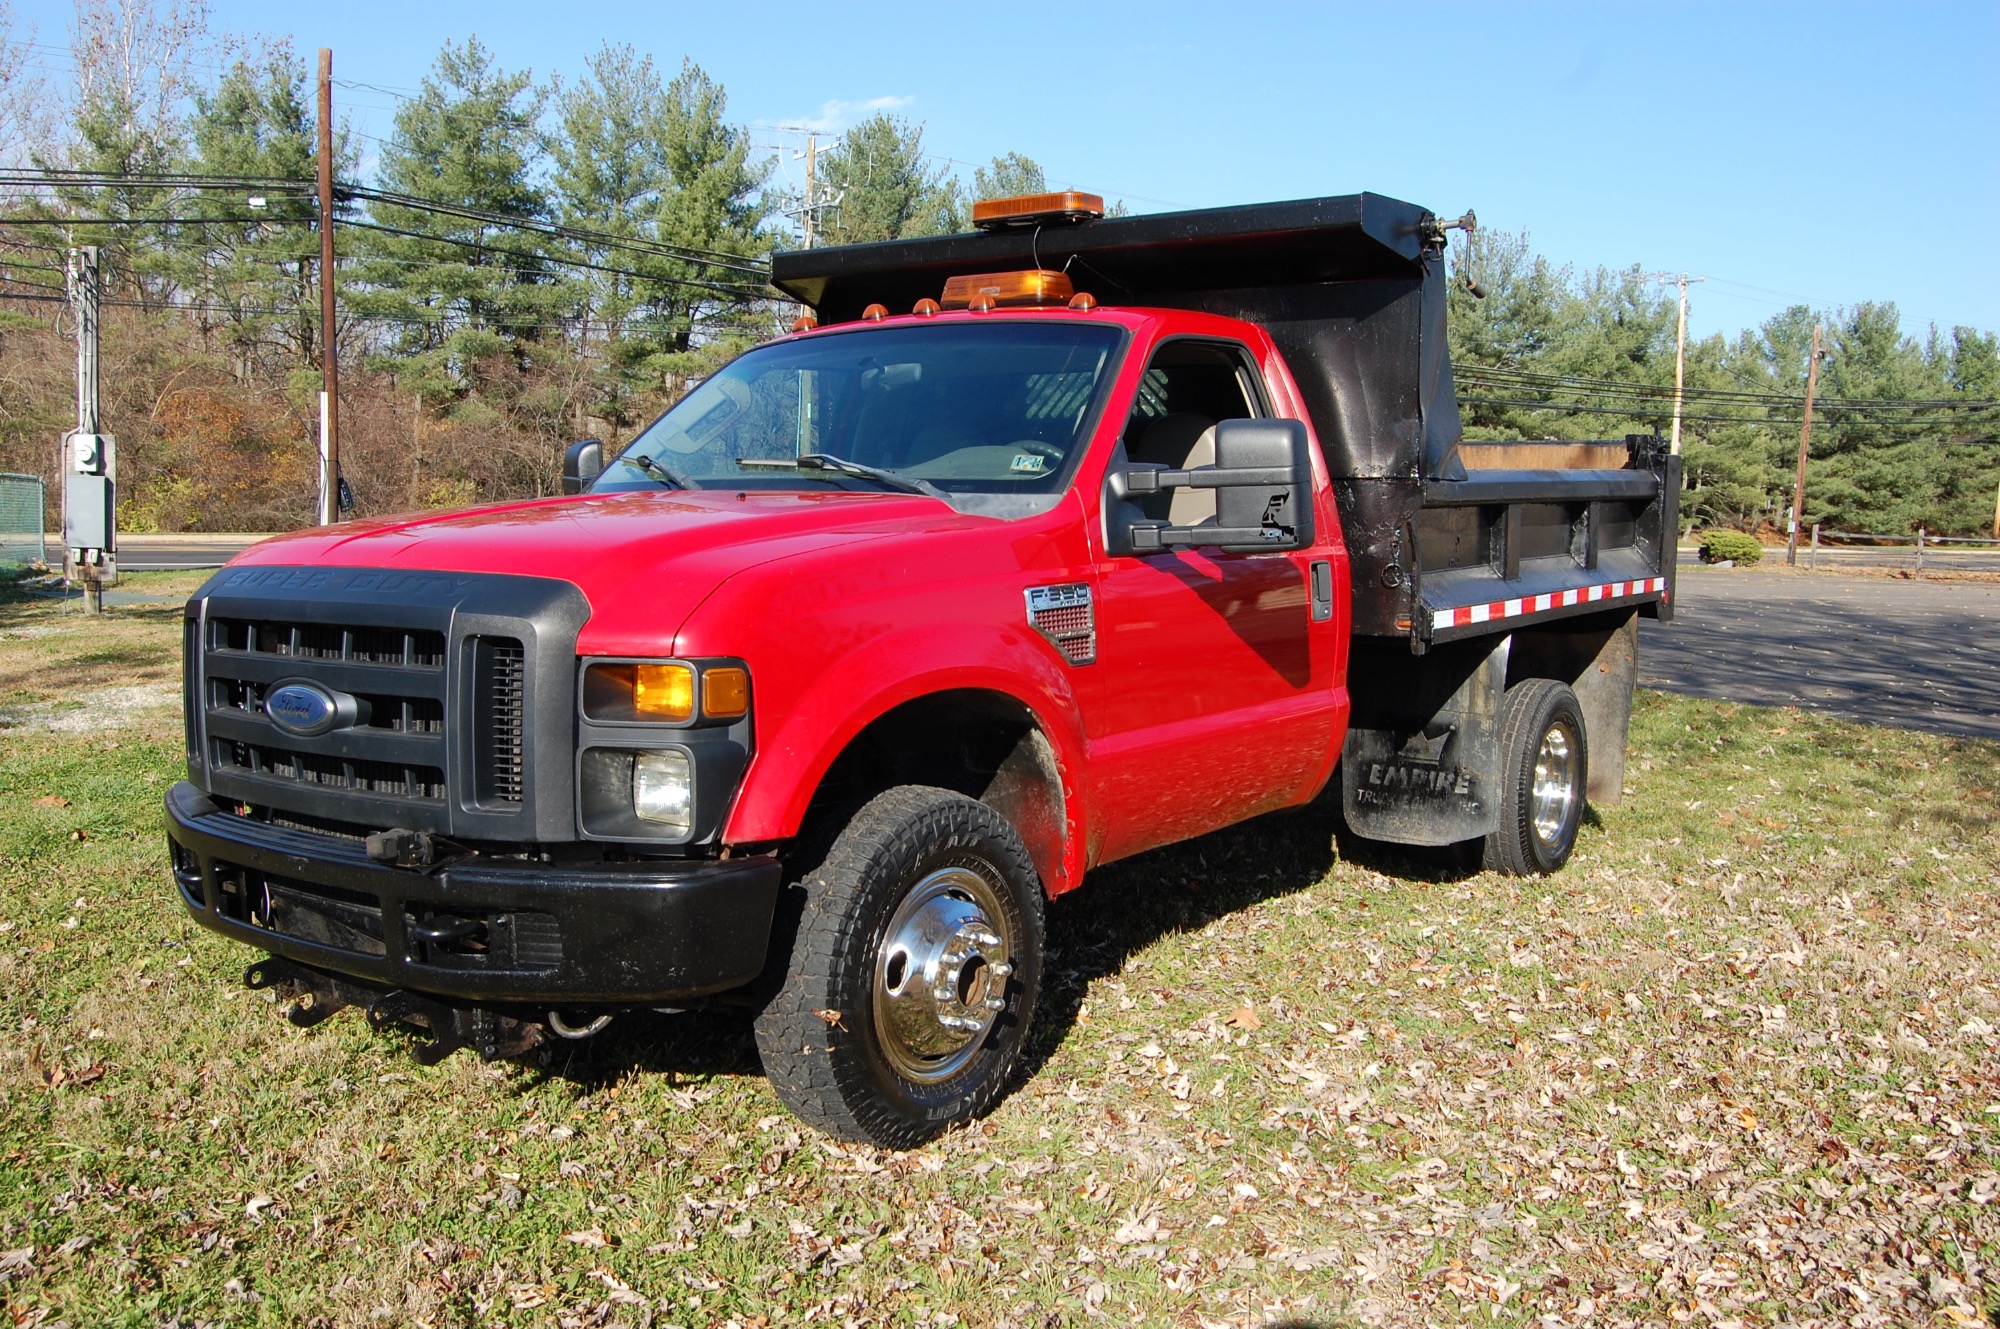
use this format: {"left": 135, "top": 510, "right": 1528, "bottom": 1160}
{"left": 1010, "top": 453, "right": 1046, "bottom": 473}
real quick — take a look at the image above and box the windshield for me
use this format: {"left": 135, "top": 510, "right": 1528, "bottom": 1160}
{"left": 594, "top": 321, "right": 1124, "bottom": 514}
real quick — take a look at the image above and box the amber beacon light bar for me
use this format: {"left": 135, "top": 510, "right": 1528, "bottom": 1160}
{"left": 969, "top": 191, "right": 1105, "bottom": 229}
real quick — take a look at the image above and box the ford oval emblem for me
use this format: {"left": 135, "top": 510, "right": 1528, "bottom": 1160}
{"left": 264, "top": 681, "right": 342, "bottom": 737}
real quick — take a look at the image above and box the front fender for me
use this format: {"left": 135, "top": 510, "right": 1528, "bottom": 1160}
{"left": 722, "top": 623, "right": 1093, "bottom": 894}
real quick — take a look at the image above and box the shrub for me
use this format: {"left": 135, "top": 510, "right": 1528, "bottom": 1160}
{"left": 1698, "top": 530, "right": 1764, "bottom": 565}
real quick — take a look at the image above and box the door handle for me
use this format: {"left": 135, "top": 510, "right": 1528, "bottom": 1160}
{"left": 1309, "top": 559, "right": 1334, "bottom": 623}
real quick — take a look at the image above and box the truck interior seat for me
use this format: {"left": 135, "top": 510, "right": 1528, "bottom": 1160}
{"left": 1126, "top": 412, "right": 1218, "bottom": 525}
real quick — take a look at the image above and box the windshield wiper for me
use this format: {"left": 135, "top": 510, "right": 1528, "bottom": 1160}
{"left": 796, "top": 453, "right": 945, "bottom": 499}
{"left": 619, "top": 451, "right": 696, "bottom": 490}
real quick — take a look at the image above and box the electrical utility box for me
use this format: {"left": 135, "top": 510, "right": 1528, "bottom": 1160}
{"left": 61, "top": 430, "right": 116, "bottom": 575}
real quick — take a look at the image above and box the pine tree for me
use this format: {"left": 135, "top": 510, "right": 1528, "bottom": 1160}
{"left": 546, "top": 49, "right": 768, "bottom": 437}
{"left": 818, "top": 114, "right": 959, "bottom": 244}
{"left": 180, "top": 45, "right": 334, "bottom": 378}
{"left": 972, "top": 152, "right": 1044, "bottom": 202}
{"left": 347, "top": 36, "right": 551, "bottom": 399}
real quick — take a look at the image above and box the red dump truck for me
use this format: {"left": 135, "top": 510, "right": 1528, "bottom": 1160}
{"left": 167, "top": 191, "right": 1677, "bottom": 1145}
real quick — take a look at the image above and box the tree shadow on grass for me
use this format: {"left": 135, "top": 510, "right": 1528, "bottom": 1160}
{"left": 532, "top": 783, "right": 1486, "bottom": 1097}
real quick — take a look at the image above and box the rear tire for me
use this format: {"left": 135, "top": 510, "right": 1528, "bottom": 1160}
{"left": 754, "top": 786, "right": 1044, "bottom": 1147}
{"left": 1482, "top": 679, "right": 1588, "bottom": 876}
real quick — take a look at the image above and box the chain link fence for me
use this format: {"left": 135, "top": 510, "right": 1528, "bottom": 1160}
{"left": 0, "top": 473, "right": 46, "bottom": 566}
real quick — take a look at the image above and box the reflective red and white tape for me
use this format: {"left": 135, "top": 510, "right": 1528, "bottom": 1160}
{"left": 1430, "top": 576, "right": 1668, "bottom": 631}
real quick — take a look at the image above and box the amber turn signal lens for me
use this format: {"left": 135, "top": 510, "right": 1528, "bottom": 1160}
{"left": 632, "top": 664, "right": 695, "bottom": 720}
{"left": 939, "top": 269, "right": 1075, "bottom": 310}
{"left": 701, "top": 666, "right": 749, "bottom": 718}
{"left": 584, "top": 662, "right": 696, "bottom": 722}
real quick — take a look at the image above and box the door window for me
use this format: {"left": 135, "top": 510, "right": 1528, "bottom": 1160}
{"left": 1120, "top": 341, "right": 1267, "bottom": 524}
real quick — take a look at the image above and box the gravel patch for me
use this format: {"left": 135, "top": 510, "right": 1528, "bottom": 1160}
{"left": 0, "top": 681, "right": 180, "bottom": 732}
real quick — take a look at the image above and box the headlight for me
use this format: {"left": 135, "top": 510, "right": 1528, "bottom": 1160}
{"left": 631, "top": 750, "right": 693, "bottom": 831}
{"left": 575, "top": 657, "right": 753, "bottom": 842}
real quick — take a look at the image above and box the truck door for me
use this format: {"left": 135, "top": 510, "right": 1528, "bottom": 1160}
{"left": 1085, "top": 338, "right": 1341, "bottom": 863}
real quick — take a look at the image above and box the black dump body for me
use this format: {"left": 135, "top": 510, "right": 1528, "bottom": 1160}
{"left": 771, "top": 193, "right": 1678, "bottom": 650}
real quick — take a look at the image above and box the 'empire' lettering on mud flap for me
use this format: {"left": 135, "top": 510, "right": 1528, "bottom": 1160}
{"left": 1365, "top": 762, "right": 1473, "bottom": 795}
{"left": 1352, "top": 761, "right": 1483, "bottom": 815}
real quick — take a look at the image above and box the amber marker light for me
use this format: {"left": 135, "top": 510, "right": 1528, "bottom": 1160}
{"left": 970, "top": 191, "right": 1105, "bottom": 229}
{"left": 862, "top": 303, "right": 888, "bottom": 322}
{"left": 702, "top": 666, "right": 750, "bottom": 719}
{"left": 1068, "top": 291, "right": 1098, "bottom": 311}
{"left": 939, "top": 269, "right": 1075, "bottom": 311}
{"left": 791, "top": 313, "right": 818, "bottom": 333}
{"left": 912, "top": 297, "right": 941, "bottom": 316}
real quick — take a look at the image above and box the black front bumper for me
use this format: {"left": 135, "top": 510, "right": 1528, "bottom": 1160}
{"left": 165, "top": 782, "right": 782, "bottom": 1005}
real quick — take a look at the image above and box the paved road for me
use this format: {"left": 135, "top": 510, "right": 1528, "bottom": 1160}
{"left": 1640, "top": 568, "right": 2000, "bottom": 741}
{"left": 1678, "top": 543, "right": 2000, "bottom": 574}
{"left": 114, "top": 537, "right": 265, "bottom": 570}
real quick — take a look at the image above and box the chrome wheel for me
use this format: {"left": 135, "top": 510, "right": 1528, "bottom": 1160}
{"left": 872, "top": 865, "right": 1014, "bottom": 1083}
{"left": 1530, "top": 721, "right": 1581, "bottom": 847}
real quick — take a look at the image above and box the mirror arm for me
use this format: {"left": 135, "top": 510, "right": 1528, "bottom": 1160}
{"left": 1127, "top": 522, "right": 1299, "bottom": 552}
{"left": 1112, "top": 465, "right": 1297, "bottom": 498}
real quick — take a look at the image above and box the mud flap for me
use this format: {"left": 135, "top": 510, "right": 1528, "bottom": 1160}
{"left": 1341, "top": 635, "right": 1508, "bottom": 847}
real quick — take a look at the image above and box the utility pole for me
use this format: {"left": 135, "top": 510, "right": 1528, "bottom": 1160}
{"left": 1787, "top": 324, "right": 1827, "bottom": 566}
{"left": 1651, "top": 273, "right": 1704, "bottom": 456}
{"left": 803, "top": 134, "right": 816, "bottom": 249}
{"left": 773, "top": 131, "right": 841, "bottom": 250}
{"left": 317, "top": 47, "right": 340, "bottom": 526}
{"left": 61, "top": 245, "right": 113, "bottom": 615}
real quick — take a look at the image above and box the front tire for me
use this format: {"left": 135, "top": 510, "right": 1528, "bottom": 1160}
{"left": 754, "top": 786, "right": 1044, "bottom": 1147}
{"left": 1482, "top": 678, "right": 1588, "bottom": 876}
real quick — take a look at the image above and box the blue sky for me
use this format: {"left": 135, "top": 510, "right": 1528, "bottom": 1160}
{"left": 15, "top": 0, "right": 1999, "bottom": 342}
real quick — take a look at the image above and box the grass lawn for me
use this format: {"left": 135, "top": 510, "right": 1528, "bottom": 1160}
{"left": 0, "top": 570, "right": 1994, "bottom": 1327}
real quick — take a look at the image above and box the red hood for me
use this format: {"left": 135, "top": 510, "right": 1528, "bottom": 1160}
{"left": 230, "top": 489, "right": 974, "bottom": 652}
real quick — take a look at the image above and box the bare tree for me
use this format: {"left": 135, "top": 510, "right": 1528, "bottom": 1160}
{"left": 59, "top": 0, "right": 220, "bottom": 169}
{"left": 0, "top": 3, "right": 54, "bottom": 165}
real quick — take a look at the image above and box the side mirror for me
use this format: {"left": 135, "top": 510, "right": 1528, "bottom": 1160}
{"left": 561, "top": 438, "right": 604, "bottom": 495}
{"left": 1104, "top": 418, "right": 1315, "bottom": 556}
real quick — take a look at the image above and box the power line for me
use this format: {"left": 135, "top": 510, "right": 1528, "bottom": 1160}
{"left": 0, "top": 168, "right": 776, "bottom": 277}
{"left": 0, "top": 207, "right": 771, "bottom": 302}
{"left": 1457, "top": 365, "right": 2000, "bottom": 413}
